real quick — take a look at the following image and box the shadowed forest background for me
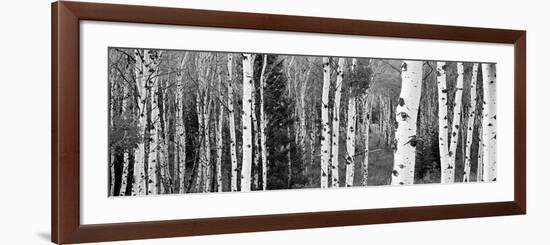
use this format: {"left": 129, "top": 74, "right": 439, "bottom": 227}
{"left": 108, "top": 48, "right": 497, "bottom": 197}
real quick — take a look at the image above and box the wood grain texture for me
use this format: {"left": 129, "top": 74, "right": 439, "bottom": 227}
{"left": 51, "top": 1, "right": 526, "bottom": 244}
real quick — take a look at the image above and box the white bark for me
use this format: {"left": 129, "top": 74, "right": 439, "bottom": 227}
{"left": 477, "top": 127, "right": 483, "bottom": 181}
{"left": 436, "top": 62, "right": 450, "bottom": 184}
{"left": 227, "top": 54, "right": 239, "bottom": 192}
{"left": 345, "top": 97, "right": 356, "bottom": 187}
{"left": 241, "top": 54, "right": 254, "bottom": 192}
{"left": 320, "top": 57, "right": 331, "bottom": 188}
{"left": 331, "top": 58, "right": 345, "bottom": 188}
{"left": 259, "top": 55, "right": 268, "bottom": 190}
{"left": 216, "top": 75, "right": 224, "bottom": 192}
{"left": 463, "top": 63, "right": 479, "bottom": 182}
{"left": 149, "top": 55, "right": 161, "bottom": 195}
{"left": 482, "top": 63, "right": 497, "bottom": 182}
{"left": 391, "top": 60, "right": 423, "bottom": 185}
{"left": 445, "top": 62, "right": 465, "bottom": 183}
{"left": 133, "top": 49, "right": 147, "bottom": 195}
{"left": 361, "top": 96, "right": 371, "bottom": 186}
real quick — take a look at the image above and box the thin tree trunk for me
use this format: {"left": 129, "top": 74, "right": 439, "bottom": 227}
{"left": 436, "top": 62, "right": 450, "bottom": 183}
{"left": 241, "top": 54, "right": 254, "bottom": 192}
{"left": 216, "top": 74, "right": 224, "bottom": 192}
{"left": 331, "top": 58, "right": 345, "bottom": 188}
{"left": 477, "top": 126, "right": 483, "bottom": 182}
{"left": 227, "top": 54, "right": 239, "bottom": 192}
{"left": 463, "top": 63, "right": 480, "bottom": 182}
{"left": 482, "top": 63, "right": 497, "bottom": 182}
{"left": 259, "top": 55, "right": 268, "bottom": 190}
{"left": 345, "top": 96, "right": 356, "bottom": 187}
{"left": 320, "top": 57, "right": 331, "bottom": 188}
{"left": 391, "top": 60, "right": 423, "bottom": 185}
{"left": 133, "top": 49, "right": 147, "bottom": 195}
{"left": 445, "top": 62, "right": 464, "bottom": 183}
{"left": 361, "top": 96, "right": 371, "bottom": 186}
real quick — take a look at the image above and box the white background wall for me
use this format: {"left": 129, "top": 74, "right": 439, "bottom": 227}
{"left": 0, "top": 0, "right": 545, "bottom": 244}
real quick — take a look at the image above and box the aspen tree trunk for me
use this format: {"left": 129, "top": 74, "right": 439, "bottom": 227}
{"left": 320, "top": 57, "right": 331, "bottom": 188}
{"left": 436, "top": 62, "right": 451, "bottom": 184}
{"left": 391, "top": 60, "right": 423, "bottom": 185}
{"left": 482, "top": 63, "right": 497, "bottom": 182}
{"left": 227, "top": 54, "right": 239, "bottom": 192}
{"left": 241, "top": 54, "right": 254, "bottom": 192}
{"left": 149, "top": 58, "right": 162, "bottom": 195}
{"left": 331, "top": 58, "right": 345, "bottom": 188}
{"left": 345, "top": 58, "right": 358, "bottom": 187}
{"left": 216, "top": 74, "right": 224, "bottom": 192}
{"left": 444, "top": 62, "right": 465, "bottom": 183}
{"left": 345, "top": 96, "right": 356, "bottom": 187}
{"left": 176, "top": 96, "right": 186, "bottom": 194}
{"left": 133, "top": 49, "right": 157, "bottom": 195}
{"left": 361, "top": 96, "right": 371, "bottom": 186}
{"left": 463, "top": 63, "right": 479, "bottom": 182}
{"left": 259, "top": 55, "right": 268, "bottom": 190}
{"left": 477, "top": 128, "right": 483, "bottom": 181}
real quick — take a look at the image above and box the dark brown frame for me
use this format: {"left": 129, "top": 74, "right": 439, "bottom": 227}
{"left": 51, "top": 1, "right": 526, "bottom": 244}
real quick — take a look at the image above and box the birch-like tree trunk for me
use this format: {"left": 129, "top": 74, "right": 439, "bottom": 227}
{"left": 259, "top": 55, "right": 268, "bottom": 190}
{"left": 444, "top": 62, "right": 465, "bottom": 183}
{"left": 482, "top": 63, "right": 497, "bottom": 182}
{"left": 361, "top": 96, "right": 371, "bottom": 186}
{"left": 331, "top": 58, "right": 345, "bottom": 188}
{"left": 227, "top": 54, "right": 239, "bottom": 191}
{"left": 216, "top": 74, "right": 224, "bottom": 192}
{"left": 463, "top": 63, "right": 479, "bottom": 182}
{"left": 241, "top": 54, "right": 254, "bottom": 192}
{"left": 133, "top": 49, "right": 147, "bottom": 195}
{"left": 320, "top": 57, "right": 331, "bottom": 188}
{"left": 391, "top": 60, "right": 423, "bottom": 185}
{"left": 436, "top": 62, "right": 450, "bottom": 184}
{"left": 345, "top": 96, "right": 356, "bottom": 187}
{"left": 345, "top": 58, "right": 358, "bottom": 187}
{"left": 477, "top": 127, "right": 483, "bottom": 181}
{"left": 149, "top": 53, "right": 162, "bottom": 195}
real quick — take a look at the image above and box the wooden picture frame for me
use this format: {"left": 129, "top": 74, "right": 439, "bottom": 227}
{"left": 51, "top": 1, "right": 526, "bottom": 244}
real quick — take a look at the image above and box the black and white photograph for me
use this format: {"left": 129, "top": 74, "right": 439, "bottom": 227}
{"left": 108, "top": 48, "right": 497, "bottom": 197}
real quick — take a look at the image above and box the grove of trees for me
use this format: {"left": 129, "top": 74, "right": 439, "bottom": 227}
{"left": 108, "top": 48, "right": 497, "bottom": 196}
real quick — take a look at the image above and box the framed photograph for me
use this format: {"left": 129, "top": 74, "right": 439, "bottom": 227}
{"left": 52, "top": 1, "right": 526, "bottom": 244}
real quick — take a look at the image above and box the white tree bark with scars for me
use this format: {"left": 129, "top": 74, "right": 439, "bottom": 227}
{"left": 149, "top": 54, "right": 161, "bottom": 195}
{"left": 444, "top": 62, "right": 465, "bottom": 184}
{"left": 331, "top": 58, "right": 345, "bottom": 188}
{"left": 227, "top": 54, "right": 239, "bottom": 192}
{"left": 345, "top": 96, "right": 356, "bottom": 187}
{"left": 259, "top": 55, "right": 268, "bottom": 190}
{"left": 361, "top": 96, "right": 371, "bottom": 186}
{"left": 477, "top": 127, "right": 483, "bottom": 181}
{"left": 320, "top": 57, "right": 331, "bottom": 188}
{"left": 463, "top": 63, "right": 479, "bottom": 182}
{"left": 241, "top": 54, "right": 254, "bottom": 192}
{"left": 436, "top": 62, "right": 450, "bottom": 184}
{"left": 345, "top": 58, "right": 357, "bottom": 187}
{"left": 391, "top": 60, "right": 423, "bottom": 185}
{"left": 215, "top": 74, "right": 224, "bottom": 192}
{"left": 133, "top": 49, "right": 148, "bottom": 195}
{"left": 482, "top": 63, "right": 497, "bottom": 182}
